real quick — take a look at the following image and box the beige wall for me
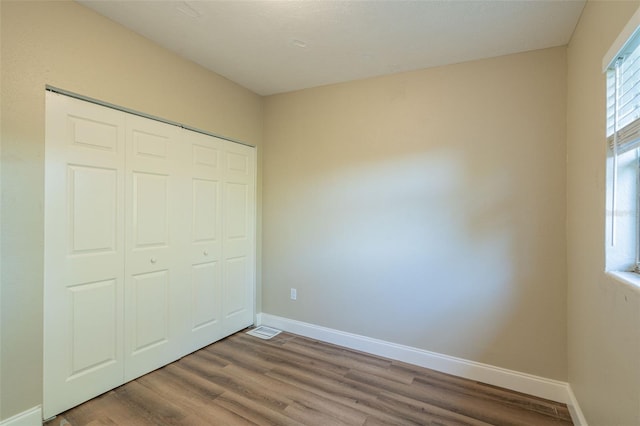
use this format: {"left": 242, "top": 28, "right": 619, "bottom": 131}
{"left": 567, "top": 1, "right": 640, "bottom": 425}
{"left": 6, "top": 0, "right": 640, "bottom": 423}
{"left": 263, "top": 47, "right": 568, "bottom": 380}
{"left": 0, "top": 1, "right": 262, "bottom": 420}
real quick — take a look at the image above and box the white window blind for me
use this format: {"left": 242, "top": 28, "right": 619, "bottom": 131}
{"left": 607, "top": 33, "right": 640, "bottom": 154}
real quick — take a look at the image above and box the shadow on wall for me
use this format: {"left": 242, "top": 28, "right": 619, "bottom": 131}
{"left": 266, "top": 144, "right": 564, "bottom": 375}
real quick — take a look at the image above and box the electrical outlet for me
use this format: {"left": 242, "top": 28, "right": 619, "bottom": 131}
{"left": 290, "top": 288, "right": 297, "bottom": 300}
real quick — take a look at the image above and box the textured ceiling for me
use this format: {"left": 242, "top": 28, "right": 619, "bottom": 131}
{"left": 78, "top": 0, "right": 586, "bottom": 96}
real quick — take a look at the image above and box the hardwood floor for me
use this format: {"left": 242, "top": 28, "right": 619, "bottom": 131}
{"left": 45, "top": 330, "right": 573, "bottom": 426}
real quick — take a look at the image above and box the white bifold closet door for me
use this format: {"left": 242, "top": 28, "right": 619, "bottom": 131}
{"left": 43, "top": 91, "right": 256, "bottom": 419}
{"left": 43, "top": 93, "right": 127, "bottom": 419}
{"left": 123, "top": 115, "right": 187, "bottom": 380}
{"left": 185, "top": 130, "right": 256, "bottom": 351}
{"left": 186, "top": 132, "right": 225, "bottom": 352}
{"left": 220, "top": 140, "right": 256, "bottom": 335}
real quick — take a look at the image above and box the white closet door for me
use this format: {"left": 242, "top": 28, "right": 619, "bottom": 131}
{"left": 123, "top": 115, "right": 187, "bottom": 380}
{"left": 222, "top": 142, "right": 256, "bottom": 335}
{"left": 44, "top": 92, "right": 257, "bottom": 418}
{"left": 185, "top": 131, "right": 224, "bottom": 352}
{"left": 43, "top": 92, "right": 126, "bottom": 419}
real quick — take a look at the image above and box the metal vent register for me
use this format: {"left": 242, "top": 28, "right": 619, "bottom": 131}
{"left": 246, "top": 326, "right": 282, "bottom": 340}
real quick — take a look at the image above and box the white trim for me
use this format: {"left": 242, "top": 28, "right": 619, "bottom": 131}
{"left": 603, "top": 5, "right": 640, "bottom": 71}
{"left": 0, "top": 406, "right": 42, "bottom": 426}
{"left": 566, "top": 386, "right": 589, "bottom": 426}
{"left": 606, "top": 270, "right": 640, "bottom": 293}
{"left": 259, "top": 313, "right": 587, "bottom": 424}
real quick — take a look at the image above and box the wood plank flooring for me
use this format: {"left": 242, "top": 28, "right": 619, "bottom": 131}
{"left": 45, "top": 330, "right": 573, "bottom": 426}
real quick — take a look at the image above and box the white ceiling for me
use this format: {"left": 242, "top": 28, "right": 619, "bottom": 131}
{"left": 78, "top": 0, "right": 586, "bottom": 96}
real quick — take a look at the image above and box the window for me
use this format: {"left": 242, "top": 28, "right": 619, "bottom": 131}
{"left": 605, "top": 19, "right": 640, "bottom": 273}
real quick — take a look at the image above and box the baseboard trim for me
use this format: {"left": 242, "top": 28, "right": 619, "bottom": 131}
{"left": 0, "top": 406, "right": 42, "bottom": 426}
{"left": 566, "top": 385, "right": 589, "bottom": 426}
{"left": 259, "top": 313, "right": 587, "bottom": 425}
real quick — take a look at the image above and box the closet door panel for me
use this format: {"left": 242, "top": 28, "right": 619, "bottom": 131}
{"left": 222, "top": 144, "right": 256, "bottom": 335}
{"left": 224, "top": 256, "right": 249, "bottom": 316}
{"left": 124, "top": 115, "right": 186, "bottom": 381}
{"left": 132, "top": 172, "right": 169, "bottom": 247}
{"left": 67, "top": 279, "right": 118, "bottom": 372}
{"left": 44, "top": 92, "right": 126, "bottom": 419}
{"left": 130, "top": 270, "right": 170, "bottom": 353}
{"left": 69, "top": 165, "right": 118, "bottom": 253}
{"left": 185, "top": 131, "right": 224, "bottom": 352}
{"left": 191, "top": 261, "right": 221, "bottom": 329}
{"left": 192, "top": 179, "right": 219, "bottom": 240}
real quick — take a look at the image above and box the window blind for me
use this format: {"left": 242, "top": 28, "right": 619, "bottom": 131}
{"left": 607, "top": 33, "right": 640, "bottom": 154}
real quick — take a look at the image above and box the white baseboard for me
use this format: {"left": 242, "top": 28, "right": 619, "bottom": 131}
{"left": 0, "top": 406, "right": 42, "bottom": 426}
{"left": 566, "top": 385, "right": 589, "bottom": 426}
{"left": 258, "top": 313, "right": 588, "bottom": 425}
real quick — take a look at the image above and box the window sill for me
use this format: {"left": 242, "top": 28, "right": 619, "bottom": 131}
{"left": 606, "top": 270, "right": 640, "bottom": 292}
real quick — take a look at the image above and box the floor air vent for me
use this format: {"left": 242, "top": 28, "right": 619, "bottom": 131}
{"left": 246, "top": 326, "right": 281, "bottom": 340}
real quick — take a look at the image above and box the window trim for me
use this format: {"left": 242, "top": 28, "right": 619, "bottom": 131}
{"left": 603, "top": 7, "right": 640, "bottom": 73}
{"left": 604, "top": 9, "right": 640, "bottom": 277}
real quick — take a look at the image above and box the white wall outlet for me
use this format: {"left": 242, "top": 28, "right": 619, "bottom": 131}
{"left": 290, "top": 288, "right": 297, "bottom": 300}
